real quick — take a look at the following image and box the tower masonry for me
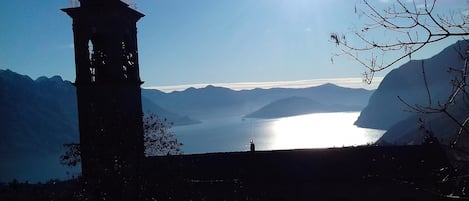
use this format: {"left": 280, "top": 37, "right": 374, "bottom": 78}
{"left": 62, "top": 0, "right": 145, "bottom": 199}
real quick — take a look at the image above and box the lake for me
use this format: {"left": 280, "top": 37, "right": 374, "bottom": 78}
{"left": 1, "top": 112, "right": 384, "bottom": 183}
{"left": 175, "top": 112, "right": 385, "bottom": 154}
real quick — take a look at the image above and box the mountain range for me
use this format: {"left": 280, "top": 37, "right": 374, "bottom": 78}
{"left": 142, "top": 83, "right": 372, "bottom": 119}
{"left": 0, "top": 68, "right": 373, "bottom": 182}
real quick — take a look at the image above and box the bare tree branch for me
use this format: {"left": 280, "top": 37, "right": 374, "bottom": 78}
{"left": 331, "top": 0, "right": 469, "bottom": 83}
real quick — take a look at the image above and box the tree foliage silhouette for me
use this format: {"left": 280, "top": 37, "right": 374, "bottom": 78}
{"left": 143, "top": 113, "right": 183, "bottom": 157}
{"left": 60, "top": 113, "right": 183, "bottom": 167}
{"left": 60, "top": 143, "right": 81, "bottom": 167}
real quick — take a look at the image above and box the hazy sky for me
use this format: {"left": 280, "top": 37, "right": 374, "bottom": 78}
{"left": 0, "top": 0, "right": 464, "bottom": 89}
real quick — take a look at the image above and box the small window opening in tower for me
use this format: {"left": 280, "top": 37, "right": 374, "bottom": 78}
{"left": 90, "top": 68, "right": 96, "bottom": 82}
{"left": 99, "top": 51, "right": 106, "bottom": 64}
{"left": 88, "top": 40, "right": 94, "bottom": 61}
{"left": 121, "top": 41, "right": 132, "bottom": 79}
{"left": 122, "top": 65, "right": 128, "bottom": 79}
{"left": 88, "top": 40, "right": 96, "bottom": 83}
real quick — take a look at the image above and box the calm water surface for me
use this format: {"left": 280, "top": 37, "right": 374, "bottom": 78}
{"left": 175, "top": 112, "right": 385, "bottom": 154}
{"left": 1, "top": 112, "right": 384, "bottom": 183}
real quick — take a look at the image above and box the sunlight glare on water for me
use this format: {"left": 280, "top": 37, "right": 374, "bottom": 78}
{"left": 175, "top": 112, "right": 386, "bottom": 154}
{"left": 265, "top": 112, "right": 385, "bottom": 150}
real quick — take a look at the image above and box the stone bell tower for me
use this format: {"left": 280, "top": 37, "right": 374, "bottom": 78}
{"left": 62, "top": 0, "right": 144, "bottom": 200}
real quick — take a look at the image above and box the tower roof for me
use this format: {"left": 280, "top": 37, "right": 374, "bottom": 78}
{"left": 62, "top": 0, "right": 144, "bottom": 21}
{"left": 79, "top": 0, "right": 125, "bottom": 7}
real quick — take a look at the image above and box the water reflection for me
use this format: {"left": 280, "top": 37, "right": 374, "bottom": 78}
{"left": 265, "top": 112, "right": 385, "bottom": 150}
{"left": 176, "top": 112, "right": 385, "bottom": 154}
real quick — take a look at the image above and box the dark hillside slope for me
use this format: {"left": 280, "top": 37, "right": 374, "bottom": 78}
{"left": 0, "top": 70, "right": 78, "bottom": 156}
{"left": 0, "top": 69, "right": 196, "bottom": 182}
{"left": 0, "top": 70, "right": 79, "bottom": 182}
{"left": 356, "top": 40, "right": 468, "bottom": 130}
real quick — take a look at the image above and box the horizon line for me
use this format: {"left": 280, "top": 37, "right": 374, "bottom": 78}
{"left": 143, "top": 77, "right": 384, "bottom": 93}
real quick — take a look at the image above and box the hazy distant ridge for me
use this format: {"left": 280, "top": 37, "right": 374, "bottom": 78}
{"left": 246, "top": 96, "right": 363, "bottom": 119}
{"left": 143, "top": 83, "right": 374, "bottom": 119}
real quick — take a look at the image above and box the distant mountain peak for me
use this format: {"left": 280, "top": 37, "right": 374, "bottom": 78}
{"left": 178, "top": 85, "right": 234, "bottom": 94}
{"left": 202, "top": 85, "right": 232, "bottom": 91}
{"left": 205, "top": 84, "right": 217, "bottom": 88}
{"left": 1, "top": 68, "right": 25, "bottom": 77}
{"left": 36, "top": 75, "right": 64, "bottom": 83}
{"left": 320, "top": 83, "right": 338, "bottom": 87}
{"left": 317, "top": 83, "right": 341, "bottom": 88}
{"left": 0, "top": 68, "right": 15, "bottom": 73}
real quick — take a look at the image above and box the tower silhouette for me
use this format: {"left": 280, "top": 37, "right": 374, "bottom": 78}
{"left": 62, "top": 0, "right": 145, "bottom": 200}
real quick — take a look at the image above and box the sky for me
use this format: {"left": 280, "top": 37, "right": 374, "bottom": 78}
{"left": 0, "top": 0, "right": 465, "bottom": 91}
